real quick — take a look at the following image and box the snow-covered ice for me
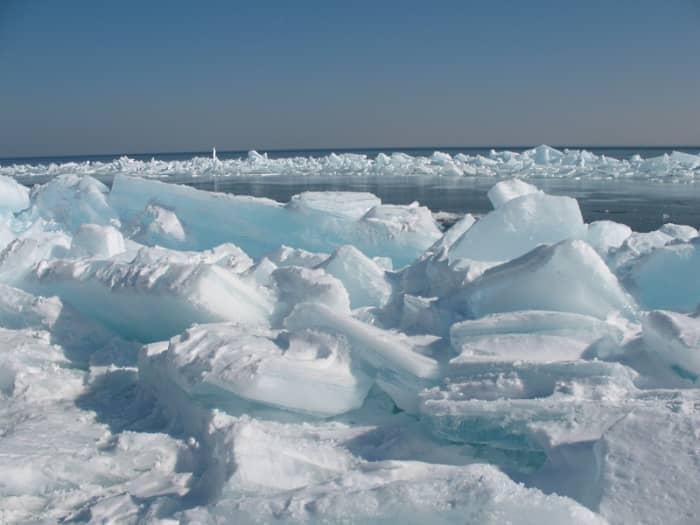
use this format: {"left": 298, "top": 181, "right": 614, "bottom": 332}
{"left": 0, "top": 170, "right": 699, "bottom": 524}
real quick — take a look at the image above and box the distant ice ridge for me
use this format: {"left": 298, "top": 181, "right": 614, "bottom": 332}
{"left": 3, "top": 144, "right": 700, "bottom": 181}
{"left": 2, "top": 173, "right": 700, "bottom": 523}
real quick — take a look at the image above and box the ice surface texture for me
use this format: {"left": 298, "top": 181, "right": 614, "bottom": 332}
{"left": 3, "top": 144, "right": 700, "bottom": 181}
{"left": 1, "top": 172, "right": 699, "bottom": 524}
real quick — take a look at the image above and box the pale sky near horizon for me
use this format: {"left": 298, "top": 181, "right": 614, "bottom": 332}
{"left": 1, "top": 0, "right": 699, "bottom": 157}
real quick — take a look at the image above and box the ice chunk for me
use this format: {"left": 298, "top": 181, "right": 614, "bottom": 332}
{"left": 642, "top": 310, "right": 700, "bottom": 379}
{"left": 0, "top": 283, "right": 137, "bottom": 366}
{"left": 145, "top": 323, "right": 372, "bottom": 416}
{"left": 130, "top": 203, "right": 187, "bottom": 248}
{"left": 319, "top": 245, "right": 391, "bottom": 308}
{"left": 30, "top": 174, "right": 119, "bottom": 231}
{"left": 608, "top": 230, "right": 674, "bottom": 271}
{"left": 287, "top": 191, "right": 380, "bottom": 219}
{"left": 266, "top": 244, "right": 329, "bottom": 268}
{"left": 449, "top": 190, "right": 586, "bottom": 262}
{"left": 450, "top": 311, "right": 625, "bottom": 364}
{"left": 69, "top": 223, "right": 126, "bottom": 258}
{"left": 0, "top": 228, "right": 71, "bottom": 284}
{"left": 420, "top": 370, "right": 634, "bottom": 452}
{"left": 29, "top": 255, "right": 273, "bottom": 341}
{"left": 628, "top": 239, "right": 700, "bottom": 312}
{"left": 272, "top": 266, "right": 351, "bottom": 320}
{"left": 658, "top": 222, "right": 698, "bottom": 242}
{"left": 285, "top": 302, "right": 440, "bottom": 411}
{"left": 449, "top": 240, "right": 636, "bottom": 320}
{"left": 487, "top": 178, "right": 540, "bottom": 208}
{"left": 0, "top": 175, "right": 30, "bottom": 215}
{"left": 585, "top": 220, "right": 632, "bottom": 255}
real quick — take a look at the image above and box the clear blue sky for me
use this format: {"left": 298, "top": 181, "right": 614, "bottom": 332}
{"left": 1, "top": 0, "right": 699, "bottom": 157}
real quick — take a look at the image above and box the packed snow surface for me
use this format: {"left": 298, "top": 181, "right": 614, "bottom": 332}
{"left": 4, "top": 144, "right": 700, "bottom": 182}
{"left": 0, "top": 171, "right": 699, "bottom": 524}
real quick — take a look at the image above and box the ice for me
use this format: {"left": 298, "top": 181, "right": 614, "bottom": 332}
{"left": 110, "top": 175, "right": 439, "bottom": 266}
{"left": 287, "top": 191, "right": 381, "bottom": 219}
{"left": 448, "top": 192, "right": 586, "bottom": 263}
{"left": 29, "top": 251, "right": 273, "bottom": 341}
{"left": 29, "top": 174, "right": 119, "bottom": 231}
{"left": 3, "top": 170, "right": 700, "bottom": 523}
{"left": 641, "top": 310, "right": 700, "bottom": 379}
{"left": 69, "top": 223, "right": 126, "bottom": 258}
{"left": 449, "top": 239, "right": 636, "bottom": 320}
{"left": 285, "top": 302, "right": 440, "bottom": 411}
{"left": 319, "top": 244, "right": 391, "bottom": 308}
{"left": 450, "top": 311, "right": 625, "bottom": 364}
{"left": 130, "top": 203, "right": 187, "bottom": 248}
{"left": 143, "top": 323, "right": 372, "bottom": 416}
{"left": 208, "top": 460, "right": 606, "bottom": 525}
{"left": 0, "top": 175, "right": 29, "bottom": 214}
{"left": 266, "top": 244, "right": 329, "bottom": 268}
{"left": 5, "top": 145, "right": 700, "bottom": 181}
{"left": 585, "top": 220, "right": 632, "bottom": 255}
{"left": 658, "top": 222, "right": 698, "bottom": 242}
{"left": 627, "top": 238, "right": 700, "bottom": 312}
{"left": 487, "top": 178, "right": 540, "bottom": 208}
{"left": 596, "top": 391, "right": 700, "bottom": 525}
{"left": 271, "top": 265, "right": 351, "bottom": 320}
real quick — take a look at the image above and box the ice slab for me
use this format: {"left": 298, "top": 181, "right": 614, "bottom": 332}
{"left": 319, "top": 244, "right": 391, "bottom": 308}
{"left": 487, "top": 178, "right": 540, "bottom": 208}
{"left": 420, "top": 369, "right": 635, "bottom": 452}
{"left": 29, "top": 254, "right": 273, "bottom": 341}
{"left": 449, "top": 239, "right": 636, "bottom": 320}
{"left": 642, "top": 310, "right": 700, "bottom": 380}
{"left": 29, "top": 174, "right": 119, "bottom": 232}
{"left": 285, "top": 302, "right": 440, "bottom": 411}
{"left": 0, "top": 175, "right": 29, "bottom": 215}
{"left": 287, "top": 191, "right": 380, "bottom": 219}
{"left": 144, "top": 323, "right": 372, "bottom": 416}
{"left": 69, "top": 223, "right": 126, "bottom": 258}
{"left": 110, "top": 175, "right": 439, "bottom": 266}
{"left": 130, "top": 202, "right": 187, "bottom": 248}
{"left": 585, "top": 220, "right": 632, "bottom": 255}
{"left": 272, "top": 265, "right": 351, "bottom": 320}
{"left": 627, "top": 239, "right": 700, "bottom": 312}
{"left": 449, "top": 190, "right": 586, "bottom": 263}
{"left": 450, "top": 311, "right": 625, "bottom": 364}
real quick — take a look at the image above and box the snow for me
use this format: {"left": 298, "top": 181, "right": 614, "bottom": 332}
{"left": 1, "top": 171, "right": 699, "bottom": 523}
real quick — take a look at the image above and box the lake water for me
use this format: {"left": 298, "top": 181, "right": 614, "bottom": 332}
{"left": 5, "top": 146, "right": 700, "bottom": 232}
{"left": 184, "top": 175, "right": 700, "bottom": 232}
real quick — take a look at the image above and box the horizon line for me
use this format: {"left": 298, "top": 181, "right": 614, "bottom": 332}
{"left": 2, "top": 144, "right": 700, "bottom": 162}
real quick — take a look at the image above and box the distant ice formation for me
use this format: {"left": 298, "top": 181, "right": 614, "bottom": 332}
{"left": 0, "top": 171, "right": 699, "bottom": 524}
{"left": 2, "top": 144, "right": 700, "bottom": 182}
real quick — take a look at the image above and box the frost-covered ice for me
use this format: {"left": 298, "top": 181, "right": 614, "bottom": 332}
{"left": 1, "top": 170, "right": 699, "bottom": 524}
{"left": 4, "top": 145, "right": 700, "bottom": 182}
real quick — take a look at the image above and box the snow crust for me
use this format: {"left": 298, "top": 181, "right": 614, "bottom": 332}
{"left": 0, "top": 171, "right": 699, "bottom": 523}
